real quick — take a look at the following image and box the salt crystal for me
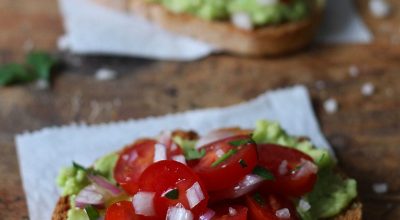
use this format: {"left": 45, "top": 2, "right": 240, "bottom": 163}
{"left": 361, "top": 82, "right": 375, "bottom": 96}
{"left": 323, "top": 98, "right": 338, "bottom": 114}
{"left": 348, "top": 65, "right": 360, "bottom": 77}
{"left": 95, "top": 68, "right": 117, "bottom": 81}
{"left": 369, "top": 0, "right": 391, "bottom": 18}
{"left": 373, "top": 183, "right": 388, "bottom": 194}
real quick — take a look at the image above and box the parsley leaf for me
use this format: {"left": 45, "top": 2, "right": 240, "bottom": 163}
{"left": 252, "top": 193, "right": 265, "bottom": 207}
{"left": 239, "top": 159, "right": 248, "bottom": 168}
{"left": 72, "top": 161, "right": 87, "bottom": 171}
{"left": 252, "top": 166, "right": 274, "bottom": 180}
{"left": 173, "top": 136, "right": 205, "bottom": 160}
{"left": 0, "top": 51, "right": 58, "bottom": 86}
{"left": 211, "top": 149, "right": 238, "bottom": 167}
{"left": 26, "top": 51, "right": 57, "bottom": 81}
{"left": 164, "top": 188, "right": 179, "bottom": 200}
{"left": 0, "top": 63, "right": 35, "bottom": 86}
{"left": 229, "top": 138, "right": 255, "bottom": 147}
{"left": 85, "top": 205, "right": 100, "bottom": 220}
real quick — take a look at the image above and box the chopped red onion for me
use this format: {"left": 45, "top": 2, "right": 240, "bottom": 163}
{"left": 166, "top": 204, "right": 194, "bottom": 220}
{"left": 186, "top": 182, "right": 205, "bottom": 209}
{"left": 75, "top": 184, "right": 104, "bottom": 208}
{"left": 199, "top": 209, "right": 215, "bottom": 220}
{"left": 172, "top": 155, "right": 187, "bottom": 165}
{"left": 229, "top": 207, "right": 237, "bottom": 216}
{"left": 132, "top": 191, "right": 156, "bottom": 216}
{"left": 88, "top": 174, "right": 121, "bottom": 196}
{"left": 294, "top": 159, "right": 318, "bottom": 179}
{"left": 278, "top": 160, "right": 288, "bottom": 175}
{"left": 154, "top": 143, "right": 167, "bottom": 162}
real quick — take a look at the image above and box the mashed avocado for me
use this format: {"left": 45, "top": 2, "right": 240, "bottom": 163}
{"left": 67, "top": 209, "right": 89, "bottom": 220}
{"left": 150, "top": 0, "right": 313, "bottom": 26}
{"left": 253, "top": 120, "right": 357, "bottom": 219}
{"left": 57, "top": 152, "right": 118, "bottom": 196}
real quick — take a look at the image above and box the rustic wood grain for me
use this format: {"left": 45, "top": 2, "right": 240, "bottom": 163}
{"left": 1, "top": 0, "right": 400, "bottom": 219}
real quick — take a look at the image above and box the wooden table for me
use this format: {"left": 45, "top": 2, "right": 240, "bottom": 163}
{"left": 1, "top": 0, "right": 400, "bottom": 219}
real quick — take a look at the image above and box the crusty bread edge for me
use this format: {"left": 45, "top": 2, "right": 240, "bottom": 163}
{"left": 91, "top": 0, "right": 323, "bottom": 56}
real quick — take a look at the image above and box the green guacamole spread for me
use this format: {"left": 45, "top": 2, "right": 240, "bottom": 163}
{"left": 57, "top": 119, "right": 357, "bottom": 220}
{"left": 149, "top": 0, "right": 314, "bottom": 26}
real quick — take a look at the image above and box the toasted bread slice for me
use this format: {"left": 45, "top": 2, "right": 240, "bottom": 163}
{"left": 90, "top": 0, "right": 323, "bottom": 56}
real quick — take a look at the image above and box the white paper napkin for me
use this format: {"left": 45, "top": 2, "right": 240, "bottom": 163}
{"left": 16, "top": 85, "right": 332, "bottom": 220}
{"left": 58, "top": 0, "right": 372, "bottom": 61}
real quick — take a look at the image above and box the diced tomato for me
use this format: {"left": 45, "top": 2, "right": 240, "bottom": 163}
{"left": 245, "top": 192, "right": 298, "bottom": 220}
{"left": 212, "top": 204, "right": 248, "bottom": 220}
{"left": 105, "top": 201, "right": 139, "bottom": 220}
{"left": 191, "top": 135, "right": 258, "bottom": 191}
{"left": 114, "top": 139, "right": 184, "bottom": 195}
{"left": 257, "top": 144, "right": 318, "bottom": 197}
{"left": 138, "top": 160, "right": 209, "bottom": 218}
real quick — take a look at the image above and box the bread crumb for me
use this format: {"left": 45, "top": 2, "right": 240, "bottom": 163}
{"left": 95, "top": 68, "right": 117, "bottom": 81}
{"left": 324, "top": 98, "right": 338, "bottom": 114}
{"left": 373, "top": 183, "right": 388, "bottom": 194}
{"left": 361, "top": 82, "right": 375, "bottom": 96}
{"left": 369, "top": 0, "right": 391, "bottom": 18}
{"left": 348, "top": 65, "right": 360, "bottom": 77}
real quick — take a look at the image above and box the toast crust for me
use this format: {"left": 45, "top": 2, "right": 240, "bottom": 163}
{"left": 91, "top": 0, "right": 322, "bottom": 56}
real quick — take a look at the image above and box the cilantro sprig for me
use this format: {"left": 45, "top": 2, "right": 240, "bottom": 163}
{"left": 0, "top": 51, "right": 58, "bottom": 86}
{"left": 164, "top": 188, "right": 179, "bottom": 200}
{"left": 211, "top": 149, "right": 238, "bottom": 167}
{"left": 85, "top": 205, "right": 100, "bottom": 220}
{"left": 252, "top": 166, "right": 274, "bottom": 180}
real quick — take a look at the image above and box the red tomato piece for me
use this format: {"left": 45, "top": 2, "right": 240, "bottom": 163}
{"left": 191, "top": 135, "right": 258, "bottom": 191}
{"left": 138, "top": 160, "right": 209, "bottom": 218}
{"left": 245, "top": 192, "right": 298, "bottom": 220}
{"left": 212, "top": 205, "right": 248, "bottom": 220}
{"left": 257, "top": 144, "right": 318, "bottom": 197}
{"left": 114, "top": 139, "right": 186, "bottom": 195}
{"left": 105, "top": 201, "right": 139, "bottom": 220}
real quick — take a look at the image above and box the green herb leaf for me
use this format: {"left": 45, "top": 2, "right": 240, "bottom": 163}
{"left": 173, "top": 136, "right": 204, "bottom": 160}
{"left": 26, "top": 51, "right": 57, "bottom": 81}
{"left": 186, "top": 148, "right": 206, "bottom": 160}
{"left": 239, "top": 159, "right": 248, "bottom": 168}
{"left": 164, "top": 188, "right": 179, "bottom": 200}
{"left": 72, "top": 161, "right": 87, "bottom": 171}
{"left": 0, "top": 63, "right": 35, "bottom": 86}
{"left": 252, "top": 166, "right": 274, "bottom": 180}
{"left": 229, "top": 138, "right": 254, "bottom": 147}
{"left": 252, "top": 193, "right": 265, "bottom": 207}
{"left": 85, "top": 205, "right": 100, "bottom": 220}
{"left": 211, "top": 149, "right": 238, "bottom": 167}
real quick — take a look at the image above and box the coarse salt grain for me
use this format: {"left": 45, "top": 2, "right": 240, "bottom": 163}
{"left": 275, "top": 208, "right": 291, "bottom": 219}
{"left": 369, "top": 0, "right": 391, "bottom": 18}
{"left": 298, "top": 199, "right": 311, "bottom": 212}
{"left": 95, "top": 68, "right": 117, "bottom": 81}
{"left": 361, "top": 82, "right": 375, "bottom": 96}
{"left": 323, "top": 98, "right": 338, "bottom": 114}
{"left": 348, "top": 65, "right": 360, "bottom": 77}
{"left": 373, "top": 183, "right": 388, "bottom": 194}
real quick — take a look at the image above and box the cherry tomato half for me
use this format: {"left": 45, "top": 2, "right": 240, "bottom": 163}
{"left": 105, "top": 201, "right": 139, "bottom": 220}
{"left": 212, "top": 205, "right": 248, "bottom": 220}
{"left": 257, "top": 144, "right": 318, "bottom": 197}
{"left": 191, "top": 135, "right": 258, "bottom": 191}
{"left": 138, "top": 160, "right": 209, "bottom": 218}
{"left": 245, "top": 192, "right": 298, "bottom": 220}
{"left": 114, "top": 139, "right": 184, "bottom": 195}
